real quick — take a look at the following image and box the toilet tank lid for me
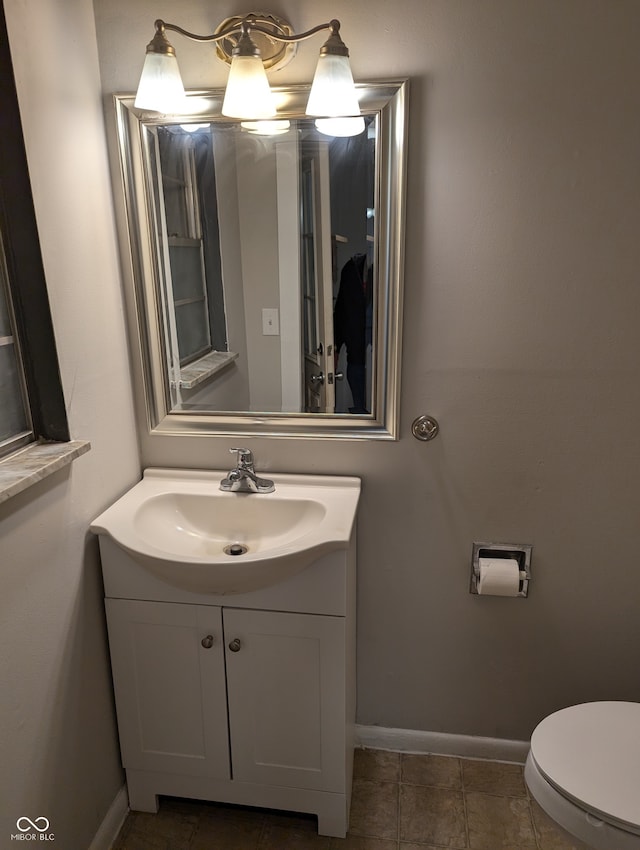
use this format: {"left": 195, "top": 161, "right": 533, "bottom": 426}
{"left": 530, "top": 701, "right": 640, "bottom": 832}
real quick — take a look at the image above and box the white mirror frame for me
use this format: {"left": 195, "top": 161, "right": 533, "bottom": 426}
{"left": 110, "top": 80, "right": 408, "bottom": 440}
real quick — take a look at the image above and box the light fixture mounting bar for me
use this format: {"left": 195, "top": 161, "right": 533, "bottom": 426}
{"left": 148, "top": 17, "right": 344, "bottom": 49}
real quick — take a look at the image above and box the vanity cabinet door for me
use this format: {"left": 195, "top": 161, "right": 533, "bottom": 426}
{"left": 105, "top": 599, "right": 230, "bottom": 779}
{"left": 223, "top": 608, "right": 346, "bottom": 792}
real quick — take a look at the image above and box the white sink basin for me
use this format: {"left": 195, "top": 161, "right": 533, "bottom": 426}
{"left": 90, "top": 468, "right": 360, "bottom": 594}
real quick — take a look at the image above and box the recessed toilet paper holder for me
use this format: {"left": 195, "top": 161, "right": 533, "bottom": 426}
{"left": 470, "top": 542, "right": 532, "bottom": 597}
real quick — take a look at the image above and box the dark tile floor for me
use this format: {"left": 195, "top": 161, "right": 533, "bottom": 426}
{"left": 112, "top": 749, "right": 587, "bottom": 849}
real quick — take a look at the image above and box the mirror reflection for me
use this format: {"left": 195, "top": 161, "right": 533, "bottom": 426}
{"left": 147, "top": 117, "right": 376, "bottom": 415}
{"left": 113, "top": 81, "right": 406, "bottom": 438}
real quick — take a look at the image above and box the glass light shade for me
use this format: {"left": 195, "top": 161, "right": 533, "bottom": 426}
{"left": 134, "top": 52, "right": 186, "bottom": 113}
{"left": 240, "top": 120, "right": 291, "bottom": 135}
{"left": 222, "top": 55, "right": 276, "bottom": 119}
{"left": 315, "top": 117, "right": 365, "bottom": 137}
{"left": 180, "top": 124, "right": 211, "bottom": 133}
{"left": 306, "top": 53, "right": 360, "bottom": 117}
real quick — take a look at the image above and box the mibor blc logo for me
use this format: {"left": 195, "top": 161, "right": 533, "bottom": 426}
{"left": 11, "top": 817, "right": 55, "bottom": 841}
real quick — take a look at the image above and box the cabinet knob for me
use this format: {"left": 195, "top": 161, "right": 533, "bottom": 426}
{"left": 228, "top": 638, "right": 241, "bottom": 652}
{"left": 201, "top": 635, "right": 214, "bottom": 649}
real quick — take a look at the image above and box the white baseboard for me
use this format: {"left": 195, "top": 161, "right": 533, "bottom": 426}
{"left": 88, "top": 785, "right": 129, "bottom": 850}
{"left": 355, "top": 724, "right": 530, "bottom": 764}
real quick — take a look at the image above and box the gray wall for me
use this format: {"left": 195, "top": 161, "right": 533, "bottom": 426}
{"left": 0, "top": 1, "right": 140, "bottom": 847}
{"left": 94, "top": 0, "right": 640, "bottom": 741}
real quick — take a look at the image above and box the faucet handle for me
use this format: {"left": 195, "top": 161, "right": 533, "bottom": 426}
{"left": 230, "top": 447, "right": 253, "bottom": 466}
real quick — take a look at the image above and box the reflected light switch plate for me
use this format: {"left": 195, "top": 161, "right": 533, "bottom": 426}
{"left": 262, "top": 308, "right": 280, "bottom": 336}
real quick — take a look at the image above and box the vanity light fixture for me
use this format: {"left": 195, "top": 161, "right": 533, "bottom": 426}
{"left": 134, "top": 13, "right": 364, "bottom": 135}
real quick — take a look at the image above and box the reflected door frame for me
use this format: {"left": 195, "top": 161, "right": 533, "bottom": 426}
{"left": 300, "top": 140, "right": 335, "bottom": 414}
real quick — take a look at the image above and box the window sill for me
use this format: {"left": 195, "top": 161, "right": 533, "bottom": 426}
{"left": 0, "top": 439, "right": 91, "bottom": 504}
{"left": 176, "top": 351, "right": 238, "bottom": 390}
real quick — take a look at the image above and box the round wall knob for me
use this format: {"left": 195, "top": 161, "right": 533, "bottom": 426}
{"left": 201, "top": 635, "right": 214, "bottom": 649}
{"left": 411, "top": 414, "right": 439, "bottom": 441}
{"left": 228, "top": 638, "right": 242, "bottom": 652}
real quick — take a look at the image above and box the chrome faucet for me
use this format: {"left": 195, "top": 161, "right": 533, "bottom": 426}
{"left": 220, "top": 448, "right": 275, "bottom": 494}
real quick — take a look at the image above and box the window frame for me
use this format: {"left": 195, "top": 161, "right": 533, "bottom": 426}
{"left": 0, "top": 227, "right": 34, "bottom": 456}
{"left": 0, "top": 1, "right": 69, "bottom": 458}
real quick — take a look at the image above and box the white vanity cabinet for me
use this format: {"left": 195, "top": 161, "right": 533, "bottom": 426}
{"left": 105, "top": 600, "right": 346, "bottom": 792}
{"left": 98, "top": 533, "right": 356, "bottom": 838}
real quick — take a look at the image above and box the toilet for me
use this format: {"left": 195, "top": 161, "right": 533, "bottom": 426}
{"left": 525, "top": 701, "right": 640, "bottom": 850}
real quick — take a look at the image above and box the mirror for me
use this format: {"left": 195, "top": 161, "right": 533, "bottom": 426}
{"left": 112, "top": 81, "right": 407, "bottom": 439}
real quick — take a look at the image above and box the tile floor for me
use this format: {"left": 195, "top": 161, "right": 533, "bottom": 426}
{"left": 112, "top": 749, "right": 588, "bottom": 850}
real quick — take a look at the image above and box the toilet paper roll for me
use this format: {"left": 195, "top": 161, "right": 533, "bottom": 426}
{"left": 478, "top": 557, "right": 521, "bottom": 596}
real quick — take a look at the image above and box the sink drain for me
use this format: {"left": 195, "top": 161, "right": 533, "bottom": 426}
{"left": 224, "top": 543, "right": 248, "bottom": 556}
